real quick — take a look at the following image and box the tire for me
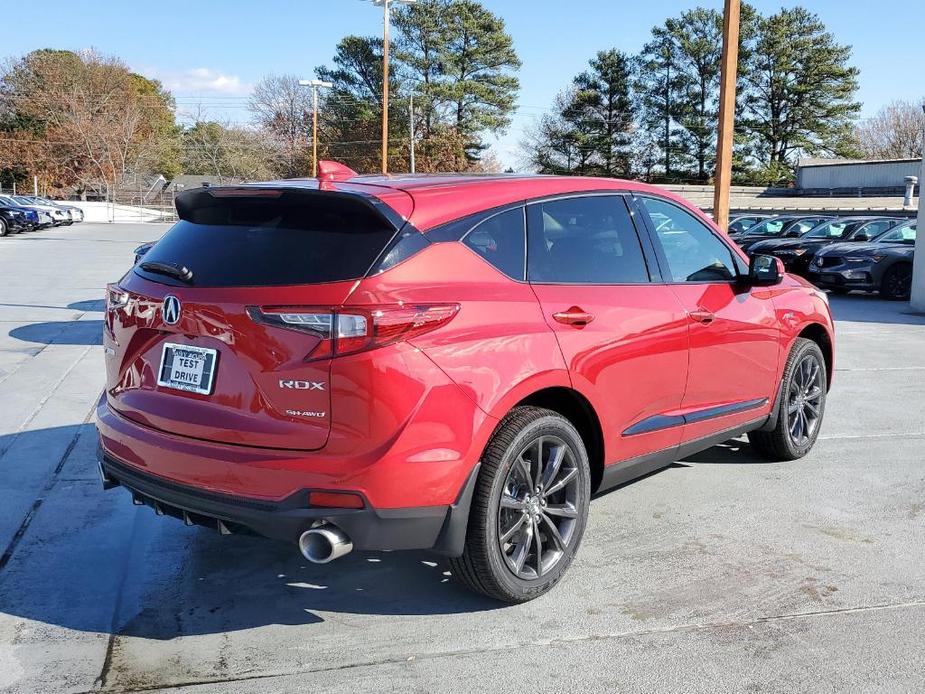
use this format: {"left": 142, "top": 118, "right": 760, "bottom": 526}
{"left": 449, "top": 406, "right": 591, "bottom": 603}
{"left": 0, "top": 218, "right": 7, "bottom": 237}
{"left": 829, "top": 287, "right": 848, "bottom": 295}
{"left": 880, "top": 263, "right": 912, "bottom": 301}
{"left": 748, "top": 338, "right": 827, "bottom": 461}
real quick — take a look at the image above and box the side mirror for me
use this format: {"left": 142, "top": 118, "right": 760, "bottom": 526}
{"left": 785, "top": 230, "right": 801, "bottom": 238}
{"left": 854, "top": 233, "right": 870, "bottom": 242}
{"left": 748, "top": 254, "right": 784, "bottom": 286}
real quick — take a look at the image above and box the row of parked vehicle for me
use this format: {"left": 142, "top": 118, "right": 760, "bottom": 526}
{"left": 0, "top": 194, "right": 84, "bottom": 236}
{"left": 727, "top": 213, "right": 918, "bottom": 300}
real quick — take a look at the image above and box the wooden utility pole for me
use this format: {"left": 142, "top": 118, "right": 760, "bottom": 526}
{"left": 713, "top": 0, "right": 741, "bottom": 232}
{"left": 381, "top": 0, "right": 390, "bottom": 175}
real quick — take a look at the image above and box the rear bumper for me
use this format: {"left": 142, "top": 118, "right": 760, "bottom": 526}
{"left": 95, "top": 392, "right": 484, "bottom": 555}
{"left": 98, "top": 450, "right": 477, "bottom": 554}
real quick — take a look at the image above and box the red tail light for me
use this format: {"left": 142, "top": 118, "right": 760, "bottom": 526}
{"left": 248, "top": 304, "right": 459, "bottom": 360}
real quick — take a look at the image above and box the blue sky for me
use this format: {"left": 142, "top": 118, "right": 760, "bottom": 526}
{"left": 3, "top": 0, "right": 922, "bottom": 170}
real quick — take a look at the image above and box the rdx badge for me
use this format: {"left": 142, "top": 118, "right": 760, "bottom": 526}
{"left": 279, "top": 380, "right": 326, "bottom": 391}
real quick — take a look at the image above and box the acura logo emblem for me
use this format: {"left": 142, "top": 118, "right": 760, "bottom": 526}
{"left": 163, "top": 295, "right": 181, "bottom": 325}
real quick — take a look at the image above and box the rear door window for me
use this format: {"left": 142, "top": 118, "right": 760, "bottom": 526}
{"left": 526, "top": 196, "right": 650, "bottom": 284}
{"left": 135, "top": 190, "right": 398, "bottom": 287}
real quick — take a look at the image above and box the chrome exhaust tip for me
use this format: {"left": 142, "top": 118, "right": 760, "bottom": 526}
{"left": 298, "top": 524, "right": 353, "bottom": 563}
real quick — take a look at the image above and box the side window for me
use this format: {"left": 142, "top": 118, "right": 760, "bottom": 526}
{"left": 526, "top": 196, "right": 649, "bottom": 284}
{"left": 858, "top": 220, "right": 893, "bottom": 239}
{"left": 462, "top": 207, "right": 525, "bottom": 280}
{"left": 638, "top": 196, "right": 738, "bottom": 283}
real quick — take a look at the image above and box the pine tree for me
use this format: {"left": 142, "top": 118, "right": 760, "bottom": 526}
{"left": 740, "top": 7, "right": 861, "bottom": 169}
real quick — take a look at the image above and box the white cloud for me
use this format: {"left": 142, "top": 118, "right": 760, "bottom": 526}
{"left": 140, "top": 66, "right": 251, "bottom": 96}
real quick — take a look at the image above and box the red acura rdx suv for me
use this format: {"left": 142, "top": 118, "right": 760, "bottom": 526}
{"left": 97, "top": 162, "right": 834, "bottom": 602}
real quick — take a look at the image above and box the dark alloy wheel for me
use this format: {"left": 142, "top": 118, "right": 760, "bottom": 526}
{"left": 787, "top": 353, "right": 824, "bottom": 447}
{"left": 749, "top": 338, "right": 827, "bottom": 461}
{"left": 881, "top": 263, "right": 912, "bottom": 301}
{"left": 497, "top": 434, "right": 581, "bottom": 581}
{"left": 450, "top": 406, "right": 591, "bottom": 603}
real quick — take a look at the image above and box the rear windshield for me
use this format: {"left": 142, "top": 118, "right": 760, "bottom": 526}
{"left": 135, "top": 191, "right": 397, "bottom": 287}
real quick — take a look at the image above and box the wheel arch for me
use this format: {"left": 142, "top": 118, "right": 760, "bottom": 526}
{"left": 514, "top": 386, "right": 606, "bottom": 493}
{"left": 796, "top": 323, "right": 833, "bottom": 390}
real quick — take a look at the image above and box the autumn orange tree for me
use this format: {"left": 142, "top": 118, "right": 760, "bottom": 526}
{"left": 0, "top": 49, "right": 180, "bottom": 196}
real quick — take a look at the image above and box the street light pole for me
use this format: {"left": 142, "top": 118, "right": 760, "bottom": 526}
{"left": 713, "top": 0, "right": 741, "bottom": 232}
{"left": 370, "top": 0, "right": 415, "bottom": 175}
{"left": 910, "top": 102, "right": 925, "bottom": 311}
{"left": 298, "top": 79, "right": 333, "bottom": 178}
{"left": 409, "top": 94, "right": 415, "bottom": 174}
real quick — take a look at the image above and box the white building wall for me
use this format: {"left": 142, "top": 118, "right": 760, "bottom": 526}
{"left": 797, "top": 159, "right": 920, "bottom": 190}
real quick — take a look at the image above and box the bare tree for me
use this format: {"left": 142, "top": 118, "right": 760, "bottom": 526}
{"left": 854, "top": 99, "right": 925, "bottom": 160}
{"left": 248, "top": 74, "right": 311, "bottom": 177}
{"left": 181, "top": 120, "right": 277, "bottom": 181}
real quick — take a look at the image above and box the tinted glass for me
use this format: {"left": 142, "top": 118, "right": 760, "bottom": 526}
{"left": 463, "top": 207, "right": 526, "bottom": 280}
{"left": 639, "top": 196, "right": 737, "bottom": 283}
{"left": 788, "top": 218, "right": 825, "bottom": 235}
{"left": 805, "top": 220, "right": 853, "bottom": 239}
{"left": 527, "top": 196, "right": 649, "bottom": 284}
{"left": 877, "top": 222, "right": 917, "bottom": 244}
{"left": 135, "top": 193, "right": 396, "bottom": 287}
{"left": 745, "top": 218, "right": 787, "bottom": 236}
{"left": 729, "top": 217, "right": 759, "bottom": 234}
{"left": 855, "top": 220, "right": 895, "bottom": 239}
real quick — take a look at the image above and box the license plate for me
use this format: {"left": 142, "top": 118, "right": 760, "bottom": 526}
{"left": 822, "top": 274, "right": 840, "bottom": 283}
{"left": 157, "top": 343, "right": 217, "bottom": 395}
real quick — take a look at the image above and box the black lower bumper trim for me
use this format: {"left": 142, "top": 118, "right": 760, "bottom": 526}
{"left": 99, "top": 453, "right": 478, "bottom": 555}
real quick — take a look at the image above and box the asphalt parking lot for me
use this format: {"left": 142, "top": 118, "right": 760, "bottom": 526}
{"left": 1, "top": 222, "right": 924, "bottom": 693}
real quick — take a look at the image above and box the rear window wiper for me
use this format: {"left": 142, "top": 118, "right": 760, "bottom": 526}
{"left": 139, "top": 261, "right": 194, "bottom": 284}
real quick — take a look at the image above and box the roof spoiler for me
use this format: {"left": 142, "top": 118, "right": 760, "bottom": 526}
{"left": 174, "top": 185, "right": 405, "bottom": 230}
{"left": 317, "top": 161, "right": 358, "bottom": 182}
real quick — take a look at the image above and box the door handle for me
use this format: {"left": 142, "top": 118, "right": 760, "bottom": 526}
{"left": 553, "top": 307, "right": 595, "bottom": 326}
{"left": 688, "top": 309, "right": 715, "bottom": 325}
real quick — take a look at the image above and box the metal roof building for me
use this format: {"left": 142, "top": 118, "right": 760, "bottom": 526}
{"left": 796, "top": 158, "right": 921, "bottom": 194}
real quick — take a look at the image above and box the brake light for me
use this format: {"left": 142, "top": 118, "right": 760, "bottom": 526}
{"left": 248, "top": 303, "right": 459, "bottom": 360}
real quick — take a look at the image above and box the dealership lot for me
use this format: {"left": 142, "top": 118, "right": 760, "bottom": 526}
{"left": 1, "top": 222, "right": 924, "bottom": 693}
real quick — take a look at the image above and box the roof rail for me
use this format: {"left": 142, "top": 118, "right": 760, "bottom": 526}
{"left": 317, "top": 161, "right": 358, "bottom": 182}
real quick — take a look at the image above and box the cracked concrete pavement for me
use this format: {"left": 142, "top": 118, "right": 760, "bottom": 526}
{"left": 0, "top": 223, "right": 923, "bottom": 693}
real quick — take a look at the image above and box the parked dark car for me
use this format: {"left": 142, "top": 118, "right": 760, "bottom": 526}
{"left": 809, "top": 220, "right": 917, "bottom": 300}
{"left": 0, "top": 204, "right": 32, "bottom": 235}
{"left": 0, "top": 196, "right": 45, "bottom": 230}
{"left": 133, "top": 241, "right": 155, "bottom": 265}
{"left": 747, "top": 217, "right": 903, "bottom": 276}
{"left": 732, "top": 215, "right": 834, "bottom": 253}
{"left": 728, "top": 213, "right": 772, "bottom": 236}
{"left": 11, "top": 196, "right": 69, "bottom": 225}
{"left": 20, "top": 196, "right": 84, "bottom": 224}
{"left": 0, "top": 195, "right": 54, "bottom": 228}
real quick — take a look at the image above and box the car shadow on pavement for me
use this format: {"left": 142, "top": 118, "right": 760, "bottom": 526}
{"left": 0, "top": 425, "right": 503, "bottom": 641}
{"left": 6, "top": 297, "right": 104, "bottom": 346}
{"left": 116, "top": 533, "right": 503, "bottom": 640}
{"left": 681, "top": 437, "right": 775, "bottom": 465}
{"left": 67, "top": 299, "right": 105, "bottom": 312}
{"left": 827, "top": 295, "right": 925, "bottom": 325}
{"left": 9, "top": 319, "right": 103, "bottom": 346}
